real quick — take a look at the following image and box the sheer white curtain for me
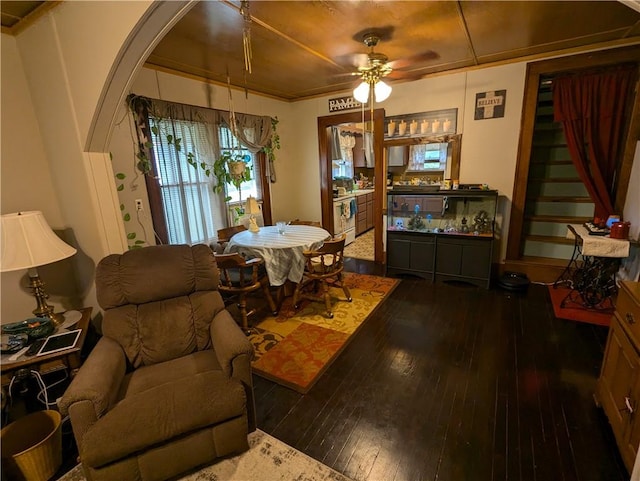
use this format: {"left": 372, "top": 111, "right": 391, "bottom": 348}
{"left": 150, "top": 117, "right": 226, "bottom": 245}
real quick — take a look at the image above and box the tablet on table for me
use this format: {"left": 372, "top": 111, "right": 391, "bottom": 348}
{"left": 37, "top": 329, "right": 82, "bottom": 356}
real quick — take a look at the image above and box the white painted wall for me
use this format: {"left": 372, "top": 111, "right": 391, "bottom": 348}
{"left": 1, "top": 34, "right": 68, "bottom": 321}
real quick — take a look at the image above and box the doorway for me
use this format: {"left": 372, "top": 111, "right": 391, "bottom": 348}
{"left": 317, "top": 109, "right": 385, "bottom": 263}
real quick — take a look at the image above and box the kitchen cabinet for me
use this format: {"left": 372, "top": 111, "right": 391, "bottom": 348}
{"left": 386, "top": 188, "right": 497, "bottom": 288}
{"left": 354, "top": 135, "right": 366, "bottom": 167}
{"left": 366, "top": 194, "right": 374, "bottom": 230}
{"left": 356, "top": 191, "right": 375, "bottom": 235}
{"left": 596, "top": 280, "right": 640, "bottom": 473}
{"left": 387, "top": 145, "right": 407, "bottom": 166}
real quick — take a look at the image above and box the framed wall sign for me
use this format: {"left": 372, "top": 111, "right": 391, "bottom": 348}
{"left": 328, "top": 96, "right": 366, "bottom": 113}
{"left": 475, "top": 90, "right": 507, "bottom": 120}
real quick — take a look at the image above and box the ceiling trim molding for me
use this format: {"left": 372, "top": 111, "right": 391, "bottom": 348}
{"left": 618, "top": 0, "right": 640, "bottom": 14}
{"left": 455, "top": 1, "right": 478, "bottom": 66}
{"left": 2, "top": 1, "right": 62, "bottom": 36}
{"left": 220, "top": 0, "right": 343, "bottom": 70}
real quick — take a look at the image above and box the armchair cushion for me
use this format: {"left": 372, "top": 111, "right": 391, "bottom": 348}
{"left": 82, "top": 371, "right": 246, "bottom": 467}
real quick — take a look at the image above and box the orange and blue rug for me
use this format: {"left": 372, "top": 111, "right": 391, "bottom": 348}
{"left": 547, "top": 285, "right": 613, "bottom": 327}
{"left": 249, "top": 272, "right": 398, "bottom": 393}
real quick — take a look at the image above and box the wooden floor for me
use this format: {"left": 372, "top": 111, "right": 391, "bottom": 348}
{"left": 254, "top": 259, "right": 628, "bottom": 481}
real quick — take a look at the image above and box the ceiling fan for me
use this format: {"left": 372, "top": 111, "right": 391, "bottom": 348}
{"left": 346, "top": 31, "right": 439, "bottom": 103}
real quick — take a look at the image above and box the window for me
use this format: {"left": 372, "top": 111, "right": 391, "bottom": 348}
{"left": 218, "top": 125, "right": 261, "bottom": 203}
{"left": 129, "top": 94, "right": 274, "bottom": 245}
{"left": 150, "top": 117, "right": 226, "bottom": 245}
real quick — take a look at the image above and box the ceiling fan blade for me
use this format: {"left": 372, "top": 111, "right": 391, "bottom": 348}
{"left": 386, "top": 70, "right": 424, "bottom": 80}
{"left": 334, "top": 52, "right": 370, "bottom": 69}
{"left": 388, "top": 50, "right": 439, "bottom": 70}
{"left": 331, "top": 73, "right": 361, "bottom": 82}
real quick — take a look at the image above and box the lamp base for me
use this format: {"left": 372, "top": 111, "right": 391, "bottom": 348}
{"left": 248, "top": 216, "right": 260, "bottom": 233}
{"left": 28, "top": 269, "right": 62, "bottom": 328}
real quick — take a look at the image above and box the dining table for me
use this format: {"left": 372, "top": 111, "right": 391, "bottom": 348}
{"left": 224, "top": 224, "right": 332, "bottom": 286}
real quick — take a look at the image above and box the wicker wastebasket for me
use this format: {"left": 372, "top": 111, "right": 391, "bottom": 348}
{"left": 1, "top": 410, "right": 62, "bottom": 481}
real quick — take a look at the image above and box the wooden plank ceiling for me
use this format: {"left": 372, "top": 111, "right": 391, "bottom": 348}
{"left": 3, "top": 1, "right": 640, "bottom": 101}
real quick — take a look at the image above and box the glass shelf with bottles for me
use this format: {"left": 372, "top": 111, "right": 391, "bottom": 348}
{"left": 386, "top": 190, "right": 498, "bottom": 237}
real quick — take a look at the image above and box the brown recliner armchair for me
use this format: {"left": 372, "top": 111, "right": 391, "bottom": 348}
{"left": 59, "top": 244, "right": 255, "bottom": 481}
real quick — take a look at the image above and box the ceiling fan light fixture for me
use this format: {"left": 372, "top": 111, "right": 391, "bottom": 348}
{"left": 374, "top": 80, "right": 392, "bottom": 102}
{"left": 353, "top": 81, "right": 370, "bottom": 103}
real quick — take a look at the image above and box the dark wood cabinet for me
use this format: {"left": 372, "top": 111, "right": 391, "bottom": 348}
{"left": 353, "top": 135, "right": 366, "bottom": 168}
{"left": 387, "top": 232, "right": 435, "bottom": 278}
{"left": 596, "top": 281, "right": 640, "bottom": 474}
{"left": 435, "top": 236, "right": 493, "bottom": 288}
{"left": 356, "top": 191, "right": 375, "bottom": 235}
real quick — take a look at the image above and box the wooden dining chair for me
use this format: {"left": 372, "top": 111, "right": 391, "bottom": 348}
{"left": 290, "top": 219, "right": 322, "bottom": 227}
{"left": 214, "top": 253, "right": 278, "bottom": 333}
{"left": 213, "top": 225, "right": 247, "bottom": 253}
{"left": 292, "top": 234, "right": 352, "bottom": 318}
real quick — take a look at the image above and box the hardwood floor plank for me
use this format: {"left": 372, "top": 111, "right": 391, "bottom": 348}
{"left": 253, "top": 264, "right": 628, "bottom": 481}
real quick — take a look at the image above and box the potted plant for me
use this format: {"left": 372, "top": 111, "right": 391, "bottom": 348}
{"left": 212, "top": 149, "right": 252, "bottom": 199}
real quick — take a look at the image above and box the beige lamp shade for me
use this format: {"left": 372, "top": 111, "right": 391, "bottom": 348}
{"left": 1, "top": 211, "right": 77, "bottom": 272}
{"left": 245, "top": 196, "right": 261, "bottom": 215}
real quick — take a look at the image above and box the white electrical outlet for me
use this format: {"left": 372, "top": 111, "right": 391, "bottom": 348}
{"left": 135, "top": 199, "right": 143, "bottom": 211}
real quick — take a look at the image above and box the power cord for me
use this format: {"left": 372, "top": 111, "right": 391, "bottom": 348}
{"left": 4, "top": 367, "right": 69, "bottom": 422}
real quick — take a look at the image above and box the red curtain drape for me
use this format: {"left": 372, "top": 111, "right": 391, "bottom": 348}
{"left": 553, "top": 64, "right": 636, "bottom": 220}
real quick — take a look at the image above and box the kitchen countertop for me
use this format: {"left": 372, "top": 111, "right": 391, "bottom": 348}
{"left": 333, "top": 193, "right": 356, "bottom": 202}
{"left": 333, "top": 189, "right": 375, "bottom": 202}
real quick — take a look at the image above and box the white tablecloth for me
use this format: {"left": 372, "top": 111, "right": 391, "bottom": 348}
{"left": 224, "top": 225, "right": 331, "bottom": 286}
{"left": 567, "top": 224, "right": 630, "bottom": 258}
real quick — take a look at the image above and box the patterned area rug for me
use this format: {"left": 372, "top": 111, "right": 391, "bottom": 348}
{"left": 547, "top": 285, "right": 613, "bottom": 326}
{"left": 58, "top": 430, "right": 354, "bottom": 481}
{"left": 250, "top": 272, "right": 398, "bottom": 393}
{"left": 344, "top": 229, "right": 374, "bottom": 261}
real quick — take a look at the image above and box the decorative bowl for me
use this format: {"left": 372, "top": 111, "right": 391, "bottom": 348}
{"left": 2, "top": 317, "right": 55, "bottom": 340}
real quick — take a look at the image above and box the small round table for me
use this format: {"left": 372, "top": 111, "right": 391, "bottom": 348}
{"left": 225, "top": 225, "right": 331, "bottom": 286}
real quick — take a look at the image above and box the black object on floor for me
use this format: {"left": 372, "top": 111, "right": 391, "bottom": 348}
{"left": 497, "top": 271, "right": 530, "bottom": 291}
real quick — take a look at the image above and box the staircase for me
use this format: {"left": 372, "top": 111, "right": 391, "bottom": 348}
{"left": 518, "top": 81, "right": 594, "bottom": 279}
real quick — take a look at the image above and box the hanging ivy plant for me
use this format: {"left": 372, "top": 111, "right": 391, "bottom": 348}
{"left": 111, "top": 153, "right": 147, "bottom": 250}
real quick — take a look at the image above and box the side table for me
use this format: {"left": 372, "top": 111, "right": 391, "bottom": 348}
{"left": 554, "top": 225, "right": 630, "bottom": 309}
{"left": 1, "top": 307, "right": 93, "bottom": 385}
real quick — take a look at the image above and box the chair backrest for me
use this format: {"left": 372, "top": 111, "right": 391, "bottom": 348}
{"left": 217, "top": 225, "right": 247, "bottom": 243}
{"left": 303, "top": 234, "right": 346, "bottom": 275}
{"left": 212, "top": 225, "right": 247, "bottom": 254}
{"left": 290, "top": 219, "right": 322, "bottom": 227}
{"left": 96, "top": 244, "right": 224, "bottom": 368}
{"left": 215, "top": 253, "right": 263, "bottom": 290}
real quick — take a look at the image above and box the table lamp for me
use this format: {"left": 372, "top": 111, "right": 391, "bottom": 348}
{"left": 245, "top": 196, "right": 261, "bottom": 233}
{"left": 1, "top": 211, "right": 77, "bottom": 326}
